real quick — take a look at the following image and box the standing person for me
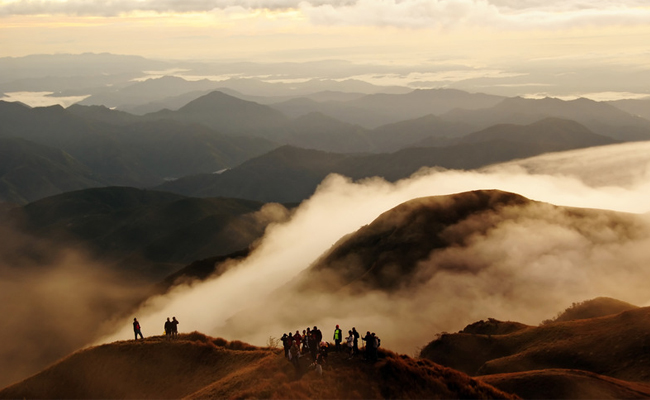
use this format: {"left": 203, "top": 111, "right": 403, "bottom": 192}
{"left": 352, "top": 327, "right": 359, "bottom": 355}
{"left": 133, "top": 318, "right": 143, "bottom": 340}
{"left": 313, "top": 326, "right": 323, "bottom": 350}
{"left": 164, "top": 318, "right": 172, "bottom": 338}
{"left": 293, "top": 330, "right": 302, "bottom": 350}
{"left": 345, "top": 330, "right": 354, "bottom": 357}
{"left": 289, "top": 341, "right": 301, "bottom": 374}
{"left": 302, "top": 329, "right": 309, "bottom": 354}
{"left": 362, "top": 331, "right": 373, "bottom": 361}
{"left": 171, "top": 317, "right": 179, "bottom": 337}
{"left": 308, "top": 329, "right": 318, "bottom": 361}
{"left": 281, "top": 333, "right": 290, "bottom": 358}
{"left": 333, "top": 325, "right": 342, "bottom": 352}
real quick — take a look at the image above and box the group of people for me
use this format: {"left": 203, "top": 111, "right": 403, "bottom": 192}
{"left": 280, "top": 325, "right": 381, "bottom": 374}
{"left": 132, "top": 317, "right": 180, "bottom": 340}
{"left": 164, "top": 317, "right": 180, "bottom": 338}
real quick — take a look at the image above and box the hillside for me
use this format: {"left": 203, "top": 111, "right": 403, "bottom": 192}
{"left": 12, "top": 187, "right": 281, "bottom": 279}
{"left": 0, "top": 333, "right": 515, "bottom": 399}
{"left": 419, "top": 304, "right": 650, "bottom": 383}
{"left": 0, "top": 137, "right": 105, "bottom": 204}
{"left": 480, "top": 369, "right": 650, "bottom": 399}
{"left": 0, "top": 100, "right": 278, "bottom": 187}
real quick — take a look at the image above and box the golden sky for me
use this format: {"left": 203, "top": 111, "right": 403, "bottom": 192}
{"left": 1, "top": 0, "right": 650, "bottom": 66}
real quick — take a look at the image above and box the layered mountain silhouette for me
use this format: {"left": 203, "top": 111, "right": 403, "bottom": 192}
{"left": 442, "top": 96, "right": 650, "bottom": 141}
{"left": 0, "top": 333, "right": 515, "bottom": 399}
{"left": 158, "top": 119, "right": 615, "bottom": 203}
{"left": 0, "top": 100, "right": 277, "bottom": 191}
{"left": 271, "top": 88, "right": 505, "bottom": 129}
{"left": 0, "top": 137, "right": 105, "bottom": 204}
{"left": 9, "top": 187, "right": 281, "bottom": 279}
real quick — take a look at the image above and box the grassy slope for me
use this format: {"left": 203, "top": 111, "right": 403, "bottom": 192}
{"left": 480, "top": 369, "right": 650, "bottom": 399}
{"left": 0, "top": 333, "right": 515, "bottom": 400}
{"left": 420, "top": 306, "right": 650, "bottom": 383}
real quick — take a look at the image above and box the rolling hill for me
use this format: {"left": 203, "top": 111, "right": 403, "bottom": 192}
{"left": 11, "top": 186, "right": 283, "bottom": 279}
{"left": 0, "top": 333, "right": 515, "bottom": 399}
{"left": 419, "top": 301, "right": 650, "bottom": 382}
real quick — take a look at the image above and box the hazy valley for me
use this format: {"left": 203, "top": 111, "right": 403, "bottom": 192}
{"left": 2, "top": 53, "right": 650, "bottom": 399}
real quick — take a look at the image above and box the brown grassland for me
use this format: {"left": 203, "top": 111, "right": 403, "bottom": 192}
{"left": 0, "top": 332, "right": 516, "bottom": 399}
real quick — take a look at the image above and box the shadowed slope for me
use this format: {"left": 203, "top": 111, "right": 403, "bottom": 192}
{"left": 480, "top": 369, "right": 650, "bottom": 399}
{"left": 0, "top": 333, "right": 516, "bottom": 400}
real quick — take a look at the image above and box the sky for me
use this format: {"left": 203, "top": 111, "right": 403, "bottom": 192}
{"left": 1, "top": 1, "right": 649, "bottom": 64}
{"left": 1, "top": 1, "right": 650, "bottom": 99}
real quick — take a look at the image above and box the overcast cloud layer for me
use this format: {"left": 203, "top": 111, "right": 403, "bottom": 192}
{"left": 2, "top": 0, "right": 650, "bottom": 29}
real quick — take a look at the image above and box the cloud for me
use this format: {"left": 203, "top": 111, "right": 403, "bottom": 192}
{"left": 0, "top": 222, "right": 145, "bottom": 388}
{"left": 99, "top": 141, "right": 650, "bottom": 357}
{"left": 2, "top": 0, "right": 650, "bottom": 31}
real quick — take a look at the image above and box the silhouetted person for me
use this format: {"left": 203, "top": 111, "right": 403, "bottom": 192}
{"left": 352, "top": 327, "right": 359, "bottom": 355}
{"left": 171, "top": 317, "right": 179, "bottom": 337}
{"left": 133, "top": 318, "right": 143, "bottom": 340}
{"left": 308, "top": 329, "right": 318, "bottom": 361}
{"left": 302, "top": 329, "right": 309, "bottom": 353}
{"left": 164, "top": 317, "right": 172, "bottom": 338}
{"left": 333, "top": 325, "right": 342, "bottom": 352}
{"left": 362, "top": 331, "right": 374, "bottom": 361}
{"left": 281, "top": 333, "right": 290, "bottom": 358}
{"left": 293, "top": 330, "right": 302, "bottom": 350}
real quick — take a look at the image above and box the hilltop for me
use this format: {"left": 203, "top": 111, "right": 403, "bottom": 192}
{"left": 0, "top": 333, "right": 515, "bottom": 399}
{"left": 419, "top": 301, "right": 650, "bottom": 398}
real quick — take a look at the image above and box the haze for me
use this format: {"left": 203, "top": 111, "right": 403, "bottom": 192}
{"left": 2, "top": 1, "right": 650, "bottom": 99}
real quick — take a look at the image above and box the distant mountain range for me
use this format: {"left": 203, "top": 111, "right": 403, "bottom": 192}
{"left": 0, "top": 87, "right": 647, "bottom": 204}
{"left": 157, "top": 119, "right": 616, "bottom": 203}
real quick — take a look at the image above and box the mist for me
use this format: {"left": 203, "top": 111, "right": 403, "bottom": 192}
{"left": 0, "top": 223, "right": 145, "bottom": 388}
{"left": 99, "top": 141, "right": 650, "bottom": 357}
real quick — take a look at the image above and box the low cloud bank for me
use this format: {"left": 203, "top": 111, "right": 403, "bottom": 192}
{"left": 101, "top": 142, "right": 650, "bottom": 356}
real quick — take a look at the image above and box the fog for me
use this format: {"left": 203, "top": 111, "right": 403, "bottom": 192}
{"left": 0, "top": 223, "right": 145, "bottom": 388}
{"left": 99, "top": 141, "right": 650, "bottom": 357}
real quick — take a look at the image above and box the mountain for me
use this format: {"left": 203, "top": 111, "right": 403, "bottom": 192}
{"left": 441, "top": 97, "right": 650, "bottom": 141}
{"left": 285, "top": 112, "right": 376, "bottom": 153}
{"left": 77, "top": 76, "right": 225, "bottom": 110}
{"left": 0, "top": 333, "right": 515, "bottom": 399}
{"left": 155, "top": 146, "right": 352, "bottom": 203}
{"left": 0, "top": 137, "right": 105, "bottom": 204}
{"left": 13, "top": 187, "right": 279, "bottom": 279}
{"left": 451, "top": 117, "right": 616, "bottom": 147}
{"left": 608, "top": 97, "right": 650, "bottom": 121}
{"left": 157, "top": 121, "right": 615, "bottom": 203}
{"left": 0, "top": 100, "right": 278, "bottom": 188}
{"left": 144, "top": 90, "right": 292, "bottom": 139}
{"left": 270, "top": 88, "right": 505, "bottom": 129}
{"left": 368, "top": 114, "right": 474, "bottom": 151}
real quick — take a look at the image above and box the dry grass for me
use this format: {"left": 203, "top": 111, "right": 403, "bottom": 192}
{"left": 480, "top": 369, "right": 650, "bottom": 399}
{"left": 1, "top": 334, "right": 516, "bottom": 399}
{"left": 420, "top": 306, "right": 650, "bottom": 398}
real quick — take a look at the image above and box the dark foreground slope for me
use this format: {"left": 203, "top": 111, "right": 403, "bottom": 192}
{"left": 0, "top": 333, "right": 515, "bottom": 400}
